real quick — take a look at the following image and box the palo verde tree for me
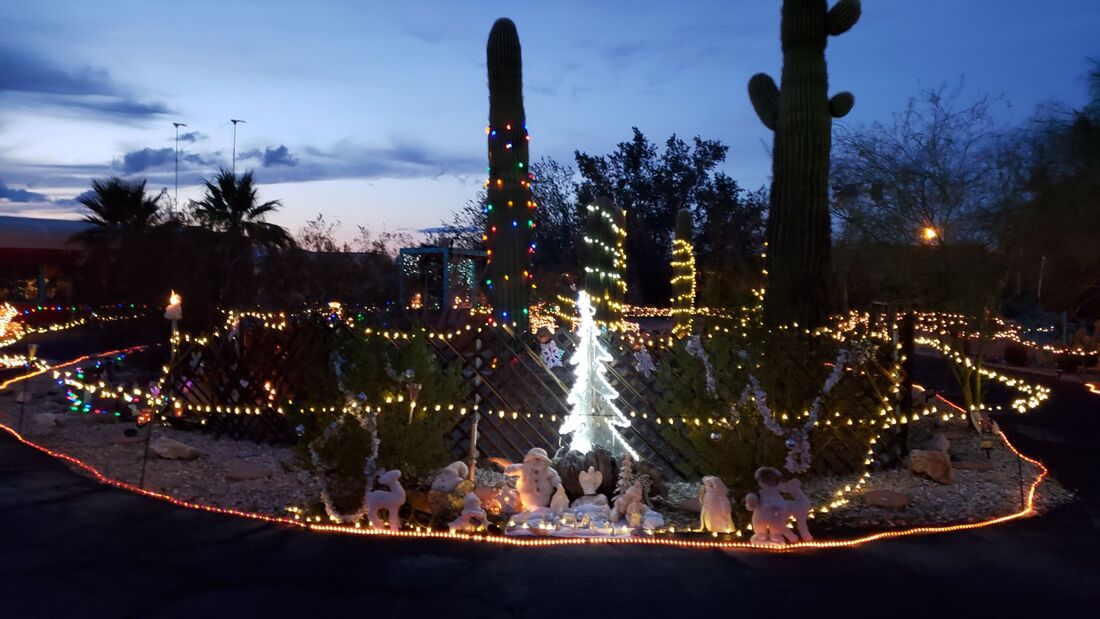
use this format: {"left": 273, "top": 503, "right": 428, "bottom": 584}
{"left": 583, "top": 195, "right": 627, "bottom": 329}
{"left": 485, "top": 17, "right": 534, "bottom": 329}
{"left": 748, "top": 0, "right": 861, "bottom": 328}
{"left": 670, "top": 208, "right": 696, "bottom": 338}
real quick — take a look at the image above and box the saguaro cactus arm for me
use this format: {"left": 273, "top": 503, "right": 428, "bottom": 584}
{"left": 748, "top": 73, "right": 780, "bottom": 131}
{"left": 827, "top": 0, "right": 862, "bottom": 36}
{"left": 829, "top": 91, "right": 855, "bottom": 118}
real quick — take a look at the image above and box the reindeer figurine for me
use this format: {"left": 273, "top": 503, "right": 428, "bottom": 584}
{"left": 366, "top": 469, "right": 406, "bottom": 530}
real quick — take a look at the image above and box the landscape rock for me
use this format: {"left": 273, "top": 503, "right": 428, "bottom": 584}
{"left": 927, "top": 433, "right": 950, "bottom": 454}
{"left": 862, "top": 489, "right": 910, "bottom": 510}
{"left": 953, "top": 461, "right": 994, "bottom": 472}
{"left": 150, "top": 437, "right": 201, "bottom": 460}
{"left": 225, "top": 460, "right": 273, "bottom": 481}
{"left": 674, "top": 497, "right": 702, "bottom": 514}
{"left": 909, "top": 449, "right": 954, "bottom": 484}
{"left": 584, "top": 447, "right": 618, "bottom": 497}
{"left": 552, "top": 450, "right": 587, "bottom": 499}
{"left": 31, "top": 413, "right": 66, "bottom": 434}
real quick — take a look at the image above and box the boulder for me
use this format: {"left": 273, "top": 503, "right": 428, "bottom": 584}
{"left": 31, "top": 413, "right": 66, "bottom": 434}
{"left": 584, "top": 447, "right": 618, "bottom": 497}
{"left": 552, "top": 447, "right": 622, "bottom": 500}
{"left": 927, "top": 432, "right": 950, "bottom": 454}
{"left": 150, "top": 437, "right": 200, "bottom": 460}
{"left": 909, "top": 449, "right": 953, "bottom": 484}
{"left": 552, "top": 450, "right": 587, "bottom": 500}
{"left": 225, "top": 460, "right": 273, "bottom": 481}
{"left": 673, "top": 497, "right": 702, "bottom": 514}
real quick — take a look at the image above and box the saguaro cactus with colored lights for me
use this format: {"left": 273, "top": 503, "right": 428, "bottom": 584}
{"left": 485, "top": 17, "right": 534, "bottom": 329}
{"left": 670, "top": 208, "right": 696, "bottom": 338}
{"left": 584, "top": 196, "right": 626, "bottom": 329}
{"left": 749, "top": 0, "right": 860, "bottom": 328}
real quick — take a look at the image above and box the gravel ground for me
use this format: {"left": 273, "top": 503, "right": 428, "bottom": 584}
{"left": 0, "top": 373, "right": 318, "bottom": 517}
{"left": 0, "top": 369, "right": 1074, "bottom": 533}
{"left": 657, "top": 429, "right": 1074, "bottom": 534}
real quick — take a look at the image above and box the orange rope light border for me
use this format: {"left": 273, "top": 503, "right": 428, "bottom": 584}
{"left": 0, "top": 352, "right": 1049, "bottom": 553}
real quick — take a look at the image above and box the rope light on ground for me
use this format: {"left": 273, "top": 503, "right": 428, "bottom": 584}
{"left": 0, "top": 349, "right": 1052, "bottom": 553}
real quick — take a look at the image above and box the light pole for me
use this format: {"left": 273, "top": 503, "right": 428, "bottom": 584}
{"left": 230, "top": 119, "right": 246, "bottom": 176}
{"left": 172, "top": 122, "right": 187, "bottom": 213}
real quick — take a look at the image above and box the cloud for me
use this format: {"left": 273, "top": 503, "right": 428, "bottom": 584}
{"left": 239, "top": 145, "right": 299, "bottom": 168}
{"left": 1, "top": 136, "right": 483, "bottom": 198}
{"left": 0, "top": 44, "right": 170, "bottom": 121}
{"left": 0, "top": 179, "right": 85, "bottom": 217}
{"left": 177, "top": 131, "right": 206, "bottom": 143}
{"left": 0, "top": 180, "right": 50, "bottom": 203}
{"left": 120, "top": 147, "right": 174, "bottom": 174}
{"left": 118, "top": 147, "right": 220, "bottom": 174}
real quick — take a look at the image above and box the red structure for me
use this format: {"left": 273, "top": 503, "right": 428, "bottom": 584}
{"left": 0, "top": 215, "right": 90, "bottom": 303}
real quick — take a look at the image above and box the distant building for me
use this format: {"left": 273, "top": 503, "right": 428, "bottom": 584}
{"left": 0, "top": 215, "right": 91, "bottom": 303}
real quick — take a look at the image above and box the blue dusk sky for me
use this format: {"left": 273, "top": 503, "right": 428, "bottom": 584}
{"left": 1, "top": 0, "right": 1097, "bottom": 242}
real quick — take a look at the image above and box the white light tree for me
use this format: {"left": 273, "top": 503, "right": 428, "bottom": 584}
{"left": 560, "top": 291, "right": 639, "bottom": 458}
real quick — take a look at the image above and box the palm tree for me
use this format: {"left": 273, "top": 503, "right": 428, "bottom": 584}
{"left": 190, "top": 169, "right": 294, "bottom": 250}
{"left": 70, "top": 177, "right": 166, "bottom": 302}
{"left": 189, "top": 169, "right": 295, "bottom": 303}
{"left": 71, "top": 176, "right": 164, "bottom": 252}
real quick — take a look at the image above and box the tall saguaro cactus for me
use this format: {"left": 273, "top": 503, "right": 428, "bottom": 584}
{"left": 749, "top": 0, "right": 860, "bottom": 328}
{"left": 485, "top": 17, "right": 534, "bottom": 329}
{"left": 584, "top": 196, "right": 627, "bottom": 329}
{"left": 670, "top": 208, "right": 696, "bottom": 338}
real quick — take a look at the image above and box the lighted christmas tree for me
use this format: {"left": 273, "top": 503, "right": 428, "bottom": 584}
{"left": 670, "top": 208, "right": 696, "bottom": 339}
{"left": 561, "top": 291, "right": 638, "bottom": 458}
{"left": 583, "top": 196, "right": 627, "bottom": 330}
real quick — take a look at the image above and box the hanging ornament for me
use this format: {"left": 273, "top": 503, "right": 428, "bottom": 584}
{"left": 540, "top": 340, "right": 565, "bottom": 369}
{"left": 633, "top": 345, "right": 656, "bottom": 378}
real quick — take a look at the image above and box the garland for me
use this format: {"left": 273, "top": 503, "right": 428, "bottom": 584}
{"left": 739, "top": 349, "right": 849, "bottom": 473}
{"left": 685, "top": 335, "right": 717, "bottom": 397}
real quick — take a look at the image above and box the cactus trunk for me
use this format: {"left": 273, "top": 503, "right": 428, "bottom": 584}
{"left": 485, "top": 18, "right": 534, "bottom": 329}
{"left": 749, "top": 0, "right": 860, "bottom": 329}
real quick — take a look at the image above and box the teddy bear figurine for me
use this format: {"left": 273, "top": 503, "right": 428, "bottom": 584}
{"left": 431, "top": 461, "right": 469, "bottom": 493}
{"left": 448, "top": 493, "right": 488, "bottom": 532}
{"left": 744, "top": 466, "right": 812, "bottom": 545}
{"left": 503, "top": 447, "right": 562, "bottom": 512}
{"left": 428, "top": 461, "right": 475, "bottom": 518}
{"left": 699, "top": 476, "right": 734, "bottom": 533}
{"left": 609, "top": 481, "right": 644, "bottom": 523}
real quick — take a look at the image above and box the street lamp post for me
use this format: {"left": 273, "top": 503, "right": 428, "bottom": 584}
{"left": 230, "top": 119, "right": 246, "bottom": 176}
{"left": 172, "top": 122, "right": 187, "bottom": 213}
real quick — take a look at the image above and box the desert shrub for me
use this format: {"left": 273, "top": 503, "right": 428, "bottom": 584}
{"left": 656, "top": 321, "right": 896, "bottom": 488}
{"left": 309, "top": 413, "right": 375, "bottom": 514}
{"left": 294, "top": 328, "right": 470, "bottom": 484}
